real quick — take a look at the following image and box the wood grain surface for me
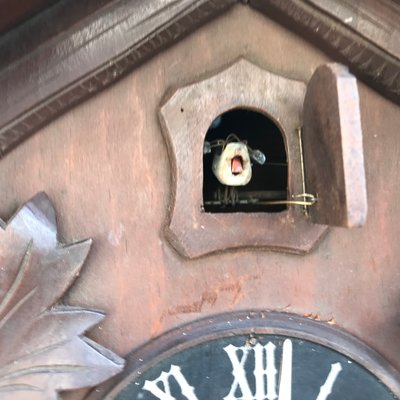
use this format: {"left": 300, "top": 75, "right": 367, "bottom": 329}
{"left": 0, "top": 6, "right": 399, "bottom": 399}
{"left": 303, "top": 63, "right": 367, "bottom": 227}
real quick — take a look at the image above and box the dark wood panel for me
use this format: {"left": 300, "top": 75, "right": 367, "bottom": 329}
{"left": 0, "top": 0, "right": 113, "bottom": 71}
{"left": 0, "top": 0, "right": 57, "bottom": 33}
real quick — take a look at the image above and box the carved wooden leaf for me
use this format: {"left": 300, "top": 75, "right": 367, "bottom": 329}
{"left": 0, "top": 193, "right": 124, "bottom": 399}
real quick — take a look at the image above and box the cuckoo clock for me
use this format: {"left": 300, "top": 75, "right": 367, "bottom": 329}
{"left": 0, "top": 1, "right": 399, "bottom": 400}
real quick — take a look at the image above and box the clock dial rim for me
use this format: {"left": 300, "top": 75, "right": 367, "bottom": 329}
{"left": 86, "top": 311, "right": 400, "bottom": 399}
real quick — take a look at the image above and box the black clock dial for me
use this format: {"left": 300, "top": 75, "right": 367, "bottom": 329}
{"left": 91, "top": 312, "right": 400, "bottom": 400}
{"left": 116, "top": 335, "right": 395, "bottom": 400}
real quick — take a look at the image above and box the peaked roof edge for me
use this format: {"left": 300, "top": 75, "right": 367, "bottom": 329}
{"left": 0, "top": 0, "right": 399, "bottom": 158}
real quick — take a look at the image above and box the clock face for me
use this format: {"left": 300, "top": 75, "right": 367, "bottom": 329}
{"left": 96, "top": 313, "right": 400, "bottom": 400}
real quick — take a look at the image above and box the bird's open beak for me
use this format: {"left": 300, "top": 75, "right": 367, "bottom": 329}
{"left": 231, "top": 156, "right": 244, "bottom": 175}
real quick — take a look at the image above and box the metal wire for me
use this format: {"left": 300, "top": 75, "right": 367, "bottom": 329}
{"left": 256, "top": 193, "right": 317, "bottom": 207}
{"left": 297, "top": 126, "right": 310, "bottom": 214}
{"left": 204, "top": 193, "right": 317, "bottom": 207}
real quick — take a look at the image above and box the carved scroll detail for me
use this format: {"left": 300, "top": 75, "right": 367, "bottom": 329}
{"left": 0, "top": 193, "right": 124, "bottom": 399}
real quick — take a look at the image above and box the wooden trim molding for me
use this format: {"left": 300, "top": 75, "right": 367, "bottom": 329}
{"left": 251, "top": 0, "right": 400, "bottom": 104}
{"left": 0, "top": 0, "right": 399, "bottom": 158}
{"left": 307, "top": 0, "right": 400, "bottom": 60}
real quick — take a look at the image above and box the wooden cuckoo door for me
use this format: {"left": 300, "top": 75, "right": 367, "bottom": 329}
{"left": 302, "top": 63, "right": 368, "bottom": 228}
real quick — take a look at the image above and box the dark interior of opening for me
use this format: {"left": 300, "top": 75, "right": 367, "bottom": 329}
{"left": 203, "top": 109, "right": 288, "bottom": 213}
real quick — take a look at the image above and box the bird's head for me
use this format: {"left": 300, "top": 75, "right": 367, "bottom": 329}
{"left": 204, "top": 134, "right": 266, "bottom": 187}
